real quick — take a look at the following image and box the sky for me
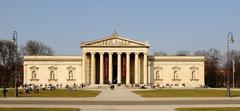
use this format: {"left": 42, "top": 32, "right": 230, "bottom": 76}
{"left": 0, "top": 0, "right": 240, "bottom": 55}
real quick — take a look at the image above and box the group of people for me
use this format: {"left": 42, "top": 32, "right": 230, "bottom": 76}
{"left": 22, "top": 84, "right": 40, "bottom": 94}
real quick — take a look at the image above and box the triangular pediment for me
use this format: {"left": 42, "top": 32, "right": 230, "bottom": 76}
{"left": 80, "top": 32, "right": 150, "bottom": 47}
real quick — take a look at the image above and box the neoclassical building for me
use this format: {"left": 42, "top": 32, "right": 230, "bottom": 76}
{"left": 24, "top": 32, "right": 205, "bottom": 87}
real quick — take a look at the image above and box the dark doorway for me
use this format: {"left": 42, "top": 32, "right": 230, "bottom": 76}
{"left": 95, "top": 53, "right": 100, "bottom": 84}
{"left": 112, "top": 65, "right": 117, "bottom": 84}
{"left": 112, "top": 53, "right": 118, "bottom": 84}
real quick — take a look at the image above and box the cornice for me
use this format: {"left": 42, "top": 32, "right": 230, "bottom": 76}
{"left": 24, "top": 56, "right": 82, "bottom": 61}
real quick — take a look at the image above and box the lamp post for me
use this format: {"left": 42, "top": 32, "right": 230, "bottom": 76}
{"left": 12, "top": 31, "right": 18, "bottom": 97}
{"left": 233, "top": 59, "right": 235, "bottom": 88}
{"left": 227, "top": 32, "right": 234, "bottom": 97}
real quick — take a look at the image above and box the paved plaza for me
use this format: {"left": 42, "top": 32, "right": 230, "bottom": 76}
{"left": 93, "top": 86, "right": 145, "bottom": 101}
{"left": 1, "top": 87, "right": 240, "bottom": 111}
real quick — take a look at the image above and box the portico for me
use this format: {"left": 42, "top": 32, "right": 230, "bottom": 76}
{"left": 80, "top": 32, "right": 150, "bottom": 85}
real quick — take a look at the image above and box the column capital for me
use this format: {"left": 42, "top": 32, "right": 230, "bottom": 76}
{"left": 135, "top": 52, "right": 139, "bottom": 55}
{"left": 82, "top": 52, "right": 87, "bottom": 55}
{"left": 99, "top": 52, "right": 104, "bottom": 55}
{"left": 108, "top": 52, "right": 113, "bottom": 55}
{"left": 143, "top": 52, "right": 148, "bottom": 55}
{"left": 91, "top": 52, "right": 96, "bottom": 55}
{"left": 117, "top": 52, "right": 122, "bottom": 55}
{"left": 126, "top": 52, "right": 131, "bottom": 55}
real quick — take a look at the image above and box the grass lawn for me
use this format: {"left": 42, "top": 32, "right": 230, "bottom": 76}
{"left": 133, "top": 89, "right": 240, "bottom": 97}
{"left": 0, "top": 89, "right": 100, "bottom": 97}
{"left": 0, "top": 108, "right": 79, "bottom": 111}
{"left": 176, "top": 107, "right": 240, "bottom": 111}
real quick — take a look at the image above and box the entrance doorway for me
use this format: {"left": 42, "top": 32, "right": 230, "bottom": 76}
{"left": 112, "top": 65, "right": 117, "bottom": 84}
{"left": 112, "top": 53, "right": 118, "bottom": 84}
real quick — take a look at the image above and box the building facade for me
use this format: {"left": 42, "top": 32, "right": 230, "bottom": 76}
{"left": 24, "top": 32, "right": 205, "bottom": 87}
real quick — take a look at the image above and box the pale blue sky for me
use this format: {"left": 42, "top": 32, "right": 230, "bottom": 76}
{"left": 0, "top": 0, "right": 240, "bottom": 55}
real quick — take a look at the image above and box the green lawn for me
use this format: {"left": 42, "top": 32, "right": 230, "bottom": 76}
{"left": 176, "top": 107, "right": 240, "bottom": 111}
{"left": 0, "top": 89, "right": 100, "bottom": 97}
{"left": 0, "top": 108, "right": 79, "bottom": 111}
{"left": 133, "top": 89, "right": 240, "bottom": 97}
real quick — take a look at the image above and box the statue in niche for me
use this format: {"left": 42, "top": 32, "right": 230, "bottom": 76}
{"left": 50, "top": 71, "right": 55, "bottom": 80}
{"left": 69, "top": 71, "right": 73, "bottom": 79}
{"left": 32, "top": 71, "right": 37, "bottom": 79}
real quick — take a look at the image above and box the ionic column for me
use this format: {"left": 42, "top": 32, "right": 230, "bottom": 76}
{"left": 91, "top": 52, "right": 95, "bottom": 84}
{"left": 81, "top": 52, "right": 86, "bottom": 83}
{"left": 100, "top": 52, "right": 104, "bottom": 84}
{"left": 117, "top": 52, "right": 122, "bottom": 84}
{"left": 126, "top": 52, "right": 131, "bottom": 84}
{"left": 148, "top": 61, "right": 151, "bottom": 84}
{"left": 134, "top": 52, "right": 139, "bottom": 84}
{"left": 108, "top": 52, "right": 113, "bottom": 83}
{"left": 143, "top": 53, "right": 148, "bottom": 84}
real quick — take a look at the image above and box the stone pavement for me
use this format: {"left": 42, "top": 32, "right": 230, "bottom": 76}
{"left": 92, "top": 86, "right": 145, "bottom": 101}
{"left": 1, "top": 104, "right": 240, "bottom": 111}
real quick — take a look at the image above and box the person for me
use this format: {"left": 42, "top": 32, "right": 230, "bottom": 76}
{"left": 81, "top": 83, "right": 84, "bottom": 88}
{"left": 2, "top": 84, "right": 7, "bottom": 98}
{"left": 113, "top": 79, "right": 117, "bottom": 84}
{"left": 36, "top": 87, "right": 39, "bottom": 93}
{"left": 112, "top": 84, "right": 115, "bottom": 90}
{"left": 110, "top": 84, "right": 115, "bottom": 90}
{"left": 110, "top": 85, "right": 112, "bottom": 90}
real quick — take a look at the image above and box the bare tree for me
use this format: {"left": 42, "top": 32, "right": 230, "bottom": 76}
{"left": 22, "top": 40, "right": 54, "bottom": 56}
{"left": 205, "top": 49, "right": 223, "bottom": 87}
{"left": 176, "top": 50, "right": 191, "bottom": 56}
{"left": 194, "top": 50, "right": 208, "bottom": 56}
{"left": 223, "top": 50, "right": 240, "bottom": 87}
{"left": 194, "top": 49, "right": 225, "bottom": 87}
{"left": 0, "top": 40, "right": 21, "bottom": 86}
{"left": 154, "top": 51, "right": 168, "bottom": 56}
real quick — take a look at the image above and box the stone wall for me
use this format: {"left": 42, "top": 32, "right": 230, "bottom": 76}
{"left": 151, "top": 56, "right": 205, "bottom": 88}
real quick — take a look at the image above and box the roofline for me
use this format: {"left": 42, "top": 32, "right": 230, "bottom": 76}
{"left": 24, "top": 56, "right": 82, "bottom": 61}
{"left": 80, "top": 45, "right": 150, "bottom": 48}
{"left": 149, "top": 56, "right": 205, "bottom": 62}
